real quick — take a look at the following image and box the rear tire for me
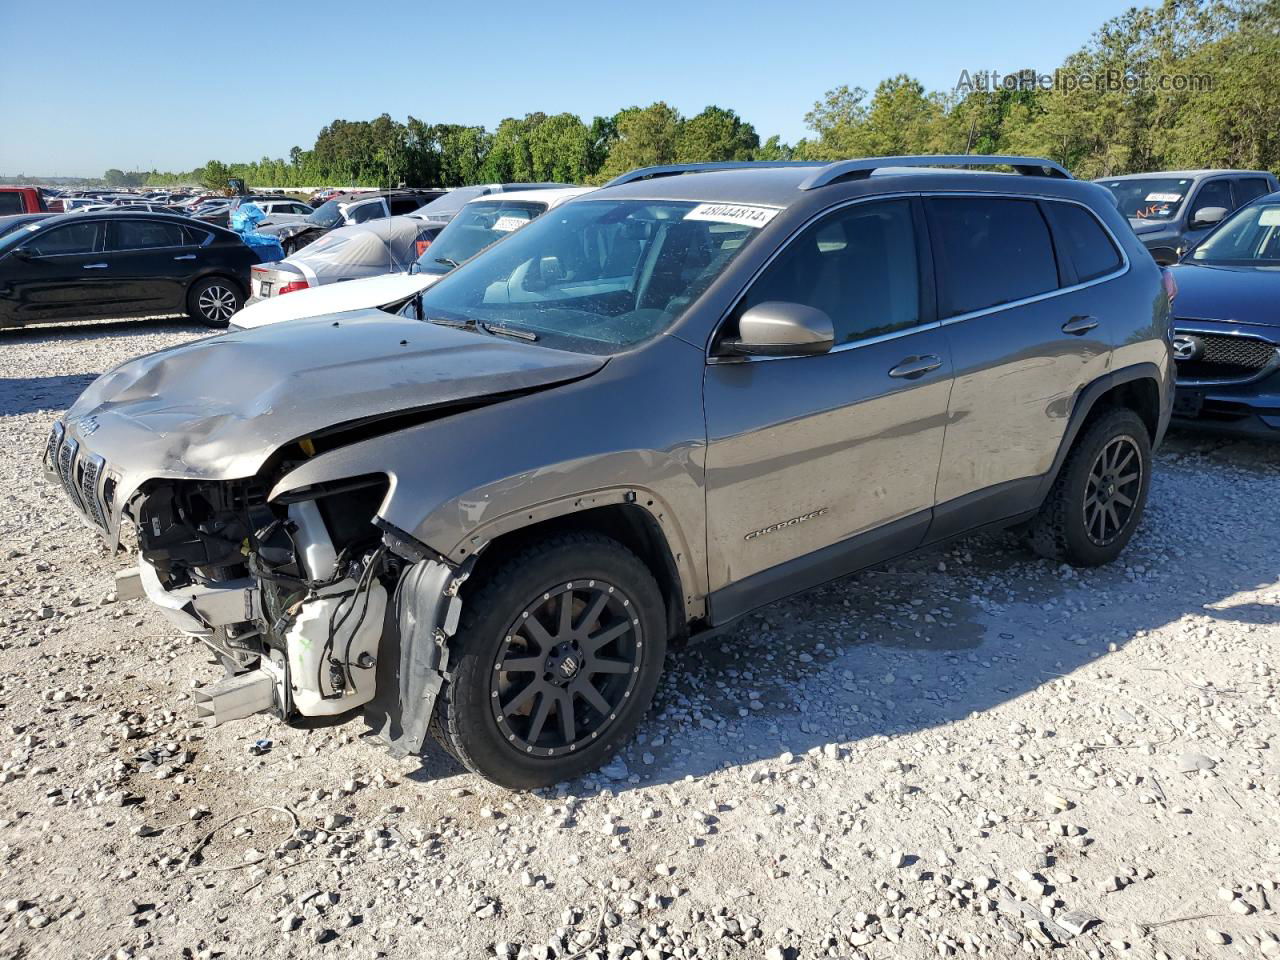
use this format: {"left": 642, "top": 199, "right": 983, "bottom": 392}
{"left": 187, "top": 276, "right": 242, "bottom": 328}
{"left": 1027, "top": 408, "right": 1151, "bottom": 566}
{"left": 431, "top": 533, "right": 667, "bottom": 789}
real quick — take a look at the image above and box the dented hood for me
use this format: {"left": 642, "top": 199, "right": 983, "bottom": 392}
{"left": 62, "top": 310, "right": 606, "bottom": 498}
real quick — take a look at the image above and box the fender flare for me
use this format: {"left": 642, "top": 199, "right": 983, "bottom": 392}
{"left": 1035, "top": 361, "right": 1169, "bottom": 502}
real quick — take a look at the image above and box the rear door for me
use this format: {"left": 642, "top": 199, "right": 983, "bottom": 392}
{"left": 929, "top": 195, "right": 1114, "bottom": 532}
{"left": 704, "top": 197, "right": 952, "bottom": 611}
{"left": 104, "top": 218, "right": 196, "bottom": 314}
{"left": 0, "top": 219, "right": 108, "bottom": 324}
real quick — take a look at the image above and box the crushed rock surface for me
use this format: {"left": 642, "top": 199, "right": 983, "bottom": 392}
{"left": 1, "top": 318, "right": 1278, "bottom": 959}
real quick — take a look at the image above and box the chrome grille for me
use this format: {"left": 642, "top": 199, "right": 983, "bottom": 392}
{"left": 56, "top": 435, "right": 83, "bottom": 510}
{"left": 78, "top": 454, "right": 108, "bottom": 528}
{"left": 47, "top": 421, "right": 113, "bottom": 532}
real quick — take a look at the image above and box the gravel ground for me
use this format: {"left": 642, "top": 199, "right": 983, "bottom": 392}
{"left": 1, "top": 319, "right": 1278, "bottom": 960}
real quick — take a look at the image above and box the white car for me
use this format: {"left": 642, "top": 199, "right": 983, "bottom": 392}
{"left": 231, "top": 187, "right": 591, "bottom": 330}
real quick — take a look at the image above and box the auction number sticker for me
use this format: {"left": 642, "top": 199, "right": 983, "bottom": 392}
{"left": 1144, "top": 192, "right": 1183, "bottom": 203}
{"left": 684, "top": 203, "right": 780, "bottom": 229}
{"left": 491, "top": 216, "right": 528, "bottom": 233}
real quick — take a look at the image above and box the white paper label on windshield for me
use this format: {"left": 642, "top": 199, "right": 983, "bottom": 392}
{"left": 1257, "top": 208, "right": 1280, "bottom": 226}
{"left": 1144, "top": 192, "right": 1183, "bottom": 203}
{"left": 491, "top": 215, "right": 528, "bottom": 233}
{"left": 684, "top": 203, "right": 780, "bottom": 229}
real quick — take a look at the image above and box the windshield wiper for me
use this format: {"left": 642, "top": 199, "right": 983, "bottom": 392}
{"left": 481, "top": 322, "right": 538, "bottom": 342}
{"left": 434, "top": 257, "right": 460, "bottom": 268}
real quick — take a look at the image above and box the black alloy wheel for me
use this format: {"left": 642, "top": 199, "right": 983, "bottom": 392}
{"left": 1083, "top": 435, "right": 1143, "bottom": 546}
{"left": 491, "top": 580, "right": 644, "bottom": 758}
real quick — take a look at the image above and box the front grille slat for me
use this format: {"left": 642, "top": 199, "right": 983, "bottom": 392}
{"left": 46, "top": 420, "right": 114, "bottom": 534}
{"left": 1174, "top": 327, "right": 1278, "bottom": 384}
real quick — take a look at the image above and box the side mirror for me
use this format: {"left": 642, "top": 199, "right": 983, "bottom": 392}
{"left": 722, "top": 301, "right": 835, "bottom": 357}
{"left": 1148, "top": 245, "right": 1180, "bottom": 266}
{"left": 1190, "top": 206, "right": 1227, "bottom": 229}
{"left": 11, "top": 247, "right": 37, "bottom": 262}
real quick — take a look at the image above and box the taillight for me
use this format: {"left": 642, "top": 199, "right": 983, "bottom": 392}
{"left": 278, "top": 280, "right": 309, "bottom": 296}
{"left": 1161, "top": 267, "right": 1177, "bottom": 303}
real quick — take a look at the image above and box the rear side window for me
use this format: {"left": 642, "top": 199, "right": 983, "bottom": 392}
{"left": 738, "top": 198, "right": 921, "bottom": 345}
{"left": 26, "top": 221, "right": 101, "bottom": 256}
{"left": 182, "top": 225, "right": 213, "bottom": 246}
{"left": 109, "top": 220, "right": 186, "bottom": 250}
{"left": 0, "top": 193, "right": 22, "bottom": 215}
{"left": 926, "top": 197, "right": 1059, "bottom": 318}
{"left": 1235, "top": 178, "right": 1271, "bottom": 204}
{"left": 347, "top": 200, "right": 387, "bottom": 224}
{"left": 389, "top": 196, "right": 423, "bottom": 215}
{"left": 1045, "top": 202, "right": 1123, "bottom": 282}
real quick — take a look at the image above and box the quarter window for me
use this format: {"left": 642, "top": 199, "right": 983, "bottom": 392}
{"left": 1234, "top": 178, "right": 1271, "bottom": 205}
{"left": 926, "top": 197, "right": 1059, "bottom": 318}
{"left": 1045, "top": 202, "right": 1123, "bottom": 282}
{"left": 25, "top": 221, "right": 101, "bottom": 256}
{"left": 736, "top": 198, "right": 921, "bottom": 345}
{"left": 109, "top": 220, "right": 186, "bottom": 250}
{"left": 347, "top": 200, "right": 387, "bottom": 224}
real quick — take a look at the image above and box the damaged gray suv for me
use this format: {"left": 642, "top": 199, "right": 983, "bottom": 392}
{"left": 45, "top": 156, "right": 1173, "bottom": 788}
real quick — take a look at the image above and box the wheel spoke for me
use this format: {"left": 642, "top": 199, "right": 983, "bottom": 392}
{"left": 1114, "top": 448, "right": 1135, "bottom": 473}
{"left": 527, "top": 692, "right": 553, "bottom": 745}
{"left": 558, "top": 589, "right": 575, "bottom": 637}
{"left": 1115, "top": 472, "right": 1140, "bottom": 487}
{"left": 575, "top": 592, "right": 608, "bottom": 633}
{"left": 577, "top": 680, "right": 612, "bottom": 718}
{"left": 522, "top": 616, "right": 555, "bottom": 651}
{"left": 589, "top": 657, "right": 632, "bottom": 675}
{"left": 582, "top": 618, "right": 630, "bottom": 654}
{"left": 501, "top": 680, "right": 540, "bottom": 718}
{"left": 499, "top": 655, "right": 543, "bottom": 674}
{"left": 1105, "top": 503, "right": 1121, "bottom": 537}
{"left": 556, "top": 691, "right": 576, "bottom": 743}
{"left": 1113, "top": 492, "right": 1134, "bottom": 508}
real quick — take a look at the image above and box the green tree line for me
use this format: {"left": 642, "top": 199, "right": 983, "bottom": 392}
{"left": 115, "top": 0, "right": 1275, "bottom": 191}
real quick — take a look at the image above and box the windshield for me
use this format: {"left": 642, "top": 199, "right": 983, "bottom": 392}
{"left": 1190, "top": 203, "right": 1280, "bottom": 265}
{"left": 307, "top": 198, "right": 344, "bottom": 228}
{"left": 0, "top": 219, "right": 43, "bottom": 252}
{"left": 414, "top": 199, "right": 547, "bottom": 276}
{"left": 413, "top": 186, "right": 490, "bottom": 220}
{"left": 1098, "top": 177, "right": 1193, "bottom": 221}
{"left": 414, "top": 198, "right": 767, "bottom": 355}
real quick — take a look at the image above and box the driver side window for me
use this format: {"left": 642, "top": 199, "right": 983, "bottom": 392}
{"left": 26, "top": 221, "right": 102, "bottom": 257}
{"left": 736, "top": 199, "right": 921, "bottom": 345}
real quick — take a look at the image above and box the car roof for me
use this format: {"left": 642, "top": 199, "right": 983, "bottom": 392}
{"left": 592, "top": 157, "right": 1087, "bottom": 210}
{"left": 1093, "top": 170, "right": 1275, "bottom": 181}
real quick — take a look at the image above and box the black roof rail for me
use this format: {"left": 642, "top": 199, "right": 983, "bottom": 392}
{"left": 602, "top": 161, "right": 820, "bottom": 188}
{"left": 798, "top": 155, "right": 1072, "bottom": 189}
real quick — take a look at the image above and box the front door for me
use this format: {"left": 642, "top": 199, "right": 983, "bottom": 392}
{"left": 0, "top": 220, "right": 109, "bottom": 325}
{"left": 703, "top": 198, "right": 952, "bottom": 620}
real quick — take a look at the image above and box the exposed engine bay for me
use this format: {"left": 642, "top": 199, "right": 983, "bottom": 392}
{"left": 130, "top": 473, "right": 400, "bottom": 725}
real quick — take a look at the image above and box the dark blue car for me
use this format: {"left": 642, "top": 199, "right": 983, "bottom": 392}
{"left": 1166, "top": 191, "right": 1280, "bottom": 437}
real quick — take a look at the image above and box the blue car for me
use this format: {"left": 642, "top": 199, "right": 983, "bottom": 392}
{"left": 1167, "top": 192, "right": 1280, "bottom": 436}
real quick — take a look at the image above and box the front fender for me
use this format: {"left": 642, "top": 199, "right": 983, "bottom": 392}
{"left": 269, "top": 335, "right": 711, "bottom": 602}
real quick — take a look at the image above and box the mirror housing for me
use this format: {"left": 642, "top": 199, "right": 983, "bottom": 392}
{"left": 722, "top": 301, "right": 835, "bottom": 357}
{"left": 1190, "top": 206, "right": 1228, "bottom": 230}
{"left": 1148, "top": 245, "right": 1180, "bottom": 267}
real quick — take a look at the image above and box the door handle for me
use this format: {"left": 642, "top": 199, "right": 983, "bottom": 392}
{"left": 1062, "top": 315, "right": 1099, "bottom": 335}
{"left": 173, "top": 254, "right": 196, "bottom": 260}
{"left": 82, "top": 263, "right": 108, "bottom": 269}
{"left": 888, "top": 354, "right": 943, "bottom": 379}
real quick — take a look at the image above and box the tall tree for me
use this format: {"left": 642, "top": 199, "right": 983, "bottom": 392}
{"left": 676, "top": 106, "right": 760, "bottom": 162}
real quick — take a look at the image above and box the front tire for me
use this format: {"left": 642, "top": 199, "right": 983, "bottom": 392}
{"left": 431, "top": 533, "right": 667, "bottom": 789}
{"left": 1027, "top": 408, "right": 1152, "bottom": 566}
{"left": 187, "top": 276, "right": 242, "bottom": 328}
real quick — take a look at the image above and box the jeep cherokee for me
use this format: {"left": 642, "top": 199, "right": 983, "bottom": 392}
{"left": 44, "top": 155, "right": 1173, "bottom": 788}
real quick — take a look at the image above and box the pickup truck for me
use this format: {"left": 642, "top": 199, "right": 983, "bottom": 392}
{"left": 0, "top": 187, "right": 50, "bottom": 215}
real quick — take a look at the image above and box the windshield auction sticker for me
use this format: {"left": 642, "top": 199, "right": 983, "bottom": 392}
{"left": 1144, "top": 192, "right": 1183, "bottom": 203}
{"left": 684, "top": 203, "right": 780, "bottom": 229}
{"left": 491, "top": 215, "right": 528, "bottom": 233}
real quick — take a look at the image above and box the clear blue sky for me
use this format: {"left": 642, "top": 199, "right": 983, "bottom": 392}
{"left": 2, "top": 0, "right": 1136, "bottom": 177}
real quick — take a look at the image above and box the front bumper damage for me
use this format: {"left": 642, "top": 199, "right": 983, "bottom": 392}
{"left": 43, "top": 419, "right": 468, "bottom": 755}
